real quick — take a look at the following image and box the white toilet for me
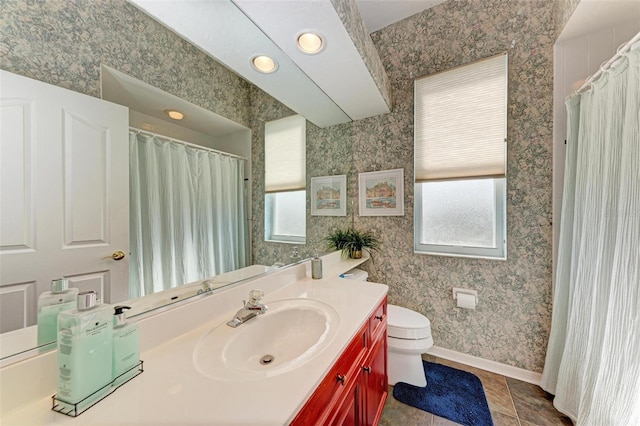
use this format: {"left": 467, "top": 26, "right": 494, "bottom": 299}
{"left": 386, "top": 304, "right": 433, "bottom": 387}
{"left": 342, "top": 269, "right": 434, "bottom": 387}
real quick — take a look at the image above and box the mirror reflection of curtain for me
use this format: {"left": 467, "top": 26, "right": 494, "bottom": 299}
{"left": 129, "top": 132, "right": 248, "bottom": 298}
{"left": 541, "top": 45, "right": 640, "bottom": 423}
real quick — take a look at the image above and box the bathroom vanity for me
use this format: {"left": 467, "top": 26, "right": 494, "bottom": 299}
{"left": 0, "top": 252, "right": 388, "bottom": 425}
{"left": 292, "top": 297, "right": 387, "bottom": 425}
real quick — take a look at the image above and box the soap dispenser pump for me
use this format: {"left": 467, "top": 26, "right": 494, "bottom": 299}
{"left": 37, "top": 278, "right": 79, "bottom": 345}
{"left": 112, "top": 306, "right": 140, "bottom": 387}
{"left": 311, "top": 254, "right": 323, "bottom": 279}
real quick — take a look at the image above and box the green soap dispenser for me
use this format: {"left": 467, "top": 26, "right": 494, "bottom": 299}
{"left": 56, "top": 291, "right": 113, "bottom": 411}
{"left": 112, "top": 306, "right": 140, "bottom": 387}
{"left": 37, "top": 278, "right": 79, "bottom": 345}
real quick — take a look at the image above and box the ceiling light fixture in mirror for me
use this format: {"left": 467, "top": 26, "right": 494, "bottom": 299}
{"left": 165, "top": 109, "right": 184, "bottom": 120}
{"left": 251, "top": 55, "right": 278, "bottom": 73}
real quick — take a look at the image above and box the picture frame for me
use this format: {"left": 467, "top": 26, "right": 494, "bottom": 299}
{"left": 311, "top": 175, "right": 347, "bottom": 216}
{"left": 358, "top": 168, "right": 404, "bottom": 216}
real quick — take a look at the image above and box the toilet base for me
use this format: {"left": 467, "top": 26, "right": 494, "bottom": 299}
{"left": 388, "top": 351, "right": 427, "bottom": 387}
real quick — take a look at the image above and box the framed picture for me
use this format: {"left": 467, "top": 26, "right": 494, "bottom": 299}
{"left": 358, "top": 168, "right": 404, "bottom": 216}
{"left": 311, "top": 175, "right": 347, "bottom": 216}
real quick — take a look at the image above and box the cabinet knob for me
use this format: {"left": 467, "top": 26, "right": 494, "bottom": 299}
{"left": 363, "top": 366, "right": 371, "bottom": 373}
{"left": 375, "top": 315, "right": 383, "bottom": 321}
{"left": 336, "top": 374, "right": 345, "bottom": 385}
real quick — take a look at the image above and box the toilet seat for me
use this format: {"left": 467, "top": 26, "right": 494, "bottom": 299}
{"left": 387, "top": 305, "right": 431, "bottom": 340}
{"left": 387, "top": 335, "right": 434, "bottom": 353}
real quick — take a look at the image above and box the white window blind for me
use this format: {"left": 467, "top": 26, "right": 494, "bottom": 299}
{"left": 414, "top": 53, "right": 507, "bottom": 182}
{"left": 265, "top": 114, "right": 306, "bottom": 193}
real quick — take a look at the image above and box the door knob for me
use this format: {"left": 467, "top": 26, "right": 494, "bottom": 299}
{"left": 103, "top": 250, "right": 126, "bottom": 261}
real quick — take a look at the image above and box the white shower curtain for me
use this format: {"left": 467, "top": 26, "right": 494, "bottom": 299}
{"left": 541, "top": 45, "right": 640, "bottom": 424}
{"left": 129, "top": 132, "right": 248, "bottom": 298}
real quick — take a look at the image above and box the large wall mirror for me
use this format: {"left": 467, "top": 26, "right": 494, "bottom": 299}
{"left": 0, "top": 67, "right": 297, "bottom": 363}
{"left": 0, "top": 0, "right": 357, "bottom": 366}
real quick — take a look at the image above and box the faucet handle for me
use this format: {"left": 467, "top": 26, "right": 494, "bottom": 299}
{"left": 248, "top": 289, "right": 264, "bottom": 305}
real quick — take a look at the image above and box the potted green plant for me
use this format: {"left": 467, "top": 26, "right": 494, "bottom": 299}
{"left": 324, "top": 228, "right": 381, "bottom": 260}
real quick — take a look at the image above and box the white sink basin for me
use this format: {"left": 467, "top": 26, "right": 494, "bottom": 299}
{"left": 194, "top": 299, "right": 340, "bottom": 380}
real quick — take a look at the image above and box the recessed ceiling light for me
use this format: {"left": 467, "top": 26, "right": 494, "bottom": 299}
{"left": 164, "top": 109, "right": 184, "bottom": 120}
{"left": 251, "top": 55, "right": 278, "bottom": 73}
{"left": 297, "top": 32, "right": 324, "bottom": 54}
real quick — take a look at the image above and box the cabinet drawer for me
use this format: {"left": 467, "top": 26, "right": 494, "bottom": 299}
{"left": 291, "top": 324, "right": 367, "bottom": 425}
{"left": 369, "top": 297, "right": 387, "bottom": 342}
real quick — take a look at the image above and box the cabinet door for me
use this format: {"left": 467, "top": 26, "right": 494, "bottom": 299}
{"left": 331, "top": 378, "right": 359, "bottom": 426}
{"left": 363, "top": 334, "right": 388, "bottom": 426}
{"left": 291, "top": 326, "right": 367, "bottom": 425}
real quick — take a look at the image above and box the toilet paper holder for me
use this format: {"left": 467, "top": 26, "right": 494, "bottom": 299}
{"left": 452, "top": 288, "right": 478, "bottom": 303}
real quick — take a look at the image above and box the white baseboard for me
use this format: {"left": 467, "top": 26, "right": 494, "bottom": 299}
{"left": 427, "top": 346, "right": 542, "bottom": 386}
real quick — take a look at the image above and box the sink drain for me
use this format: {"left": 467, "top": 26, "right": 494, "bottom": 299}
{"left": 260, "top": 355, "right": 274, "bottom": 365}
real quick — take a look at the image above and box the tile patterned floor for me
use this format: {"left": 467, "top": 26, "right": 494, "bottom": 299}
{"left": 380, "top": 355, "right": 573, "bottom": 426}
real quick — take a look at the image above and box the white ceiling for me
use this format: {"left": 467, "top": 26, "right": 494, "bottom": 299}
{"left": 356, "top": 0, "right": 448, "bottom": 33}
{"left": 557, "top": 0, "right": 640, "bottom": 41}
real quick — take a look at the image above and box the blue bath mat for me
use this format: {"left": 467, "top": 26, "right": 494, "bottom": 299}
{"left": 393, "top": 361, "right": 493, "bottom": 426}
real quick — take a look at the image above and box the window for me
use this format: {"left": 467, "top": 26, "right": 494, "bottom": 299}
{"left": 414, "top": 53, "right": 507, "bottom": 259}
{"left": 264, "top": 115, "right": 306, "bottom": 243}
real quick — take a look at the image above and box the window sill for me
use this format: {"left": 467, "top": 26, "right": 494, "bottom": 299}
{"left": 414, "top": 250, "right": 506, "bottom": 261}
{"left": 265, "top": 239, "right": 306, "bottom": 245}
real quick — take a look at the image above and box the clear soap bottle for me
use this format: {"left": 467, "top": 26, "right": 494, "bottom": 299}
{"left": 112, "top": 306, "right": 140, "bottom": 387}
{"left": 56, "top": 291, "right": 113, "bottom": 411}
{"left": 37, "top": 278, "right": 79, "bottom": 345}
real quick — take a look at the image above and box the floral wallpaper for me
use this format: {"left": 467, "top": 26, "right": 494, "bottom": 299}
{"left": 0, "top": 0, "right": 251, "bottom": 127}
{"left": 360, "top": 0, "right": 556, "bottom": 372}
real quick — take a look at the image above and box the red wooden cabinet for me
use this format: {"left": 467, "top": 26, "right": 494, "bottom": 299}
{"left": 362, "top": 334, "right": 387, "bottom": 425}
{"left": 292, "top": 297, "right": 388, "bottom": 426}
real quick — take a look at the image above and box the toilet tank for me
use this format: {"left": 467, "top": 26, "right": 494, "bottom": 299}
{"left": 340, "top": 268, "right": 368, "bottom": 281}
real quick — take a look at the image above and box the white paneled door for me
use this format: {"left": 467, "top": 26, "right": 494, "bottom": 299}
{"left": 0, "top": 70, "right": 129, "bottom": 333}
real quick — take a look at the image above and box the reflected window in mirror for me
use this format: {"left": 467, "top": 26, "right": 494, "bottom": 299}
{"left": 264, "top": 115, "right": 306, "bottom": 244}
{"left": 265, "top": 190, "right": 306, "bottom": 243}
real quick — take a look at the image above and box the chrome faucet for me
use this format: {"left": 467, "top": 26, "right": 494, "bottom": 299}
{"left": 226, "top": 289, "right": 268, "bottom": 328}
{"left": 291, "top": 245, "right": 301, "bottom": 260}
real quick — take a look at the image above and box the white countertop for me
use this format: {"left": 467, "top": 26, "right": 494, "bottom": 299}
{"left": 0, "top": 265, "right": 272, "bottom": 361}
{"left": 1, "top": 254, "right": 387, "bottom": 425}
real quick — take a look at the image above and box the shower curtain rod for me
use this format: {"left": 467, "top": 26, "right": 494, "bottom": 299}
{"left": 569, "top": 29, "right": 640, "bottom": 100}
{"left": 130, "top": 127, "right": 247, "bottom": 161}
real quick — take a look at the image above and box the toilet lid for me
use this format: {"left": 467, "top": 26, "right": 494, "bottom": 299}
{"left": 387, "top": 304, "right": 432, "bottom": 339}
